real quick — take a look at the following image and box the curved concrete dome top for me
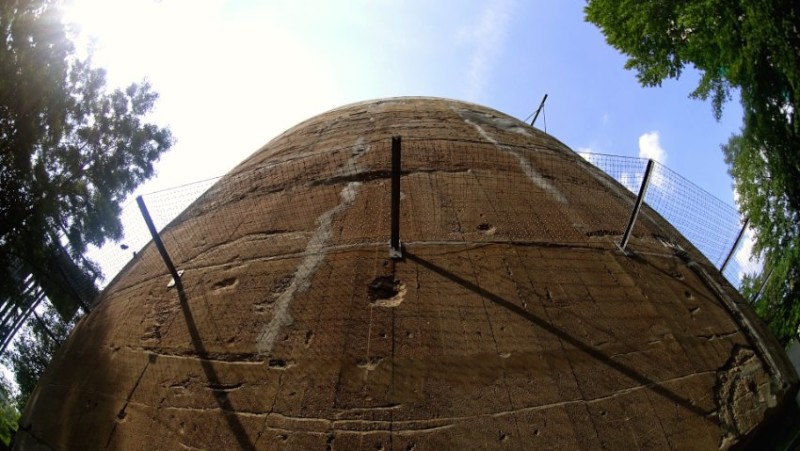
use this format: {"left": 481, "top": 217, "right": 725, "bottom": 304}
{"left": 18, "top": 97, "right": 796, "bottom": 450}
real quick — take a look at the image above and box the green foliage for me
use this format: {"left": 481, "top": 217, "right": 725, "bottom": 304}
{"left": 0, "top": 375, "right": 19, "bottom": 447}
{"left": 0, "top": 0, "right": 172, "bottom": 417}
{"left": 585, "top": 0, "right": 800, "bottom": 343}
{"left": 0, "top": 0, "right": 172, "bottom": 318}
{"left": 743, "top": 246, "right": 800, "bottom": 346}
{"left": 732, "top": 134, "right": 800, "bottom": 343}
{"left": 3, "top": 303, "right": 79, "bottom": 412}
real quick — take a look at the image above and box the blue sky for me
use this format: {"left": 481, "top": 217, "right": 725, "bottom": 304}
{"left": 64, "top": 0, "right": 744, "bottom": 206}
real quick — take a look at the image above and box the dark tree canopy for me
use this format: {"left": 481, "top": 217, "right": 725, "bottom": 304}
{"left": 0, "top": 373, "right": 18, "bottom": 447}
{"left": 0, "top": 0, "right": 173, "bottom": 319}
{"left": 2, "top": 303, "right": 78, "bottom": 411}
{"left": 585, "top": 0, "right": 800, "bottom": 343}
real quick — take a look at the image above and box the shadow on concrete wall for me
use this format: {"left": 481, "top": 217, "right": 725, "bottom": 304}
{"left": 174, "top": 279, "right": 256, "bottom": 451}
{"left": 405, "top": 251, "right": 712, "bottom": 420}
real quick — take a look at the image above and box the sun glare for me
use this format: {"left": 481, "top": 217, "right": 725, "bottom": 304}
{"left": 62, "top": 0, "right": 111, "bottom": 38}
{"left": 59, "top": 0, "right": 174, "bottom": 85}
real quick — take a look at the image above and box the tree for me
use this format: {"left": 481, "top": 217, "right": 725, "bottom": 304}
{"left": 585, "top": 0, "right": 800, "bottom": 343}
{"left": 0, "top": 0, "right": 173, "bottom": 320}
{"left": 3, "top": 303, "right": 79, "bottom": 411}
{"left": 0, "top": 0, "right": 172, "bottom": 426}
{"left": 0, "top": 374, "right": 18, "bottom": 447}
{"left": 725, "top": 133, "right": 800, "bottom": 345}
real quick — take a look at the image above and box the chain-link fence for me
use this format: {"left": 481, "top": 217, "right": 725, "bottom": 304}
{"left": 87, "top": 147, "right": 758, "bottom": 295}
{"left": 1, "top": 138, "right": 768, "bottom": 434}
{"left": 2, "top": 141, "right": 761, "bottom": 353}
{"left": 580, "top": 153, "right": 759, "bottom": 288}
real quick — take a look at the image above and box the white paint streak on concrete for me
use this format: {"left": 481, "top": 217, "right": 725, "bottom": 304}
{"left": 462, "top": 117, "right": 567, "bottom": 204}
{"left": 509, "top": 152, "right": 568, "bottom": 204}
{"left": 257, "top": 136, "right": 368, "bottom": 355}
{"left": 465, "top": 118, "right": 499, "bottom": 146}
{"left": 257, "top": 181, "right": 361, "bottom": 354}
{"left": 583, "top": 164, "right": 647, "bottom": 214}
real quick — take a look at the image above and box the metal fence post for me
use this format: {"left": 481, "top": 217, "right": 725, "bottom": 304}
{"left": 529, "top": 94, "right": 548, "bottom": 127}
{"left": 390, "top": 136, "right": 402, "bottom": 259}
{"left": 720, "top": 218, "right": 750, "bottom": 273}
{"left": 620, "top": 160, "right": 655, "bottom": 252}
{"left": 751, "top": 265, "right": 774, "bottom": 303}
{"left": 137, "top": 195, "right": 182, "bottom": 286}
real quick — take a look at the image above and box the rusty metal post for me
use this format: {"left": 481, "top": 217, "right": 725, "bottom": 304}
{"left": 390, "top": 136, "right": 402, "bottom": 259}
{"left": 620, "top": 160, "right": 655, "bottom": 252}
{"left": 137, "top": 195, "right": 182, "bottom": 286}
{"left": 530, "top": 94, "right": 549, "bottom": 127}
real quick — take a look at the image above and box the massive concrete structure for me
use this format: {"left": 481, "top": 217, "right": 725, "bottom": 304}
{"left": 17, "top": 98, "right": 797, "bottom": 449}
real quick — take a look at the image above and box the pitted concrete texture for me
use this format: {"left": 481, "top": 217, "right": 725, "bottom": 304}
{"left": 17, "top": 97, "right": 796, "bottom": 450}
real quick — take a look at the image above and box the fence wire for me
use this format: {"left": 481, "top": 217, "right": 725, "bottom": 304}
{"left": 84, "top": 147, "right": 758, "bottom": 299}
{"left": 1, "top": 138, "right": 765, "bottom": 390}
{"left": 581, "top": 153, "right": 759, "bottom": 288}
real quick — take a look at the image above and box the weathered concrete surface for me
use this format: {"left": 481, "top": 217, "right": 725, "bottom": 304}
{"left": 16, "top": 97, "right": 797, "bottom": 450}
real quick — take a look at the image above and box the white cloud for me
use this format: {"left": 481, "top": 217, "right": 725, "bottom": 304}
{"left": 577, "top": 146, "right": 597, "bottom": 163}
{"left": 459, "top": 0, "right": 513, "bottom": 100}
{"left": 638, "top": 131, "right": 667, "bottom": 164}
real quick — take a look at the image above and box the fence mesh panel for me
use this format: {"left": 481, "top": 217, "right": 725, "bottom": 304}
{"left": 2, "top": 137, "right": 768, "bottom": 374}
{"left": 86, "top": 147, "right": 760, "bottom": 296}
{"left": 582, "top": 153, "right": 760, "bottom": 289}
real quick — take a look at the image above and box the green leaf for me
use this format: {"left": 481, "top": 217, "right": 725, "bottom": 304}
{"left": 586, "top": 0, "right": 800, "bottom": 343}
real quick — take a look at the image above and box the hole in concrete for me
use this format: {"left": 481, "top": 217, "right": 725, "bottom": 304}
{"left": 212, "top": 277, "right": 237, "bottom": 290}
{"left": 369, "top": 276, "right": 399, "bottom": 299}
{"left": 476, "top": 222, "right": 497, "bottom": 236}
{"left": 271, "top": 274, "right": 294, "bottom": 294}
{"left": 368, "top": 276, "right": 406, "bottom": 307}
{"left": 268, "top": 359, "right": 294, "bottom": 370}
